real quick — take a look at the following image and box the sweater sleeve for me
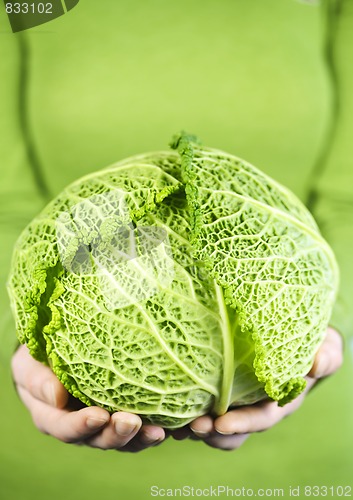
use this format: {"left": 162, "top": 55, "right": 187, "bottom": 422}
{"left": 0, "top": 24, "right": 47, "bottom": 365}
{"left": 309, "top": 0, "right": 353, "bottom": 338}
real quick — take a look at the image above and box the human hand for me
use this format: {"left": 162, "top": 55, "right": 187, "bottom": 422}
{"left": 12, "top": 327, "right": 343, "bottom": 452}
{"left": 11, "top": 344, "right": 166, "bottom": 452}
{"left": 184, "top": 327, "right": 343, "bottom": 451}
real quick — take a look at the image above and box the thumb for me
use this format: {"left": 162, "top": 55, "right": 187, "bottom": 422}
{"left": 11, "top": 344, "right": 69, "bottom": 408}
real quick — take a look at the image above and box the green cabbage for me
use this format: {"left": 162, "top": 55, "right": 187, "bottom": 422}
{"left": 7, "top": 133, "right": 339, "bottom": 428}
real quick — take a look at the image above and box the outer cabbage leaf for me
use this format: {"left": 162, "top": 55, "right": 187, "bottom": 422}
{"left": 171, "top": 133, "right": 339, "bottom": 406}
{"left": 7, "top": 155, "right": 181, "bottom": 362}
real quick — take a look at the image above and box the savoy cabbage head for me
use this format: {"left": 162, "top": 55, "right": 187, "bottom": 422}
{"left": 7, "top": 133, "right": 339, "bottom": 428}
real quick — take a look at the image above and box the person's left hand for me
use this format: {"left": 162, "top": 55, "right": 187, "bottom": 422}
{"left": 171, "top": 327, "right": 343, "bottom": 450}
{"left": 12, "top": 344, "right": 166, "bottom": 452}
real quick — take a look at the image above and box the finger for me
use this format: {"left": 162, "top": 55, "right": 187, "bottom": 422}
{"left": 17, "top": 385, "right": 110, "bottom": 442}
{"left": 114, "top": 425, "right": 166, "bottom": 453}
{"left": 189, "top": 415, "right": 214, "bottom": 437}
{"left": 308, "top": 327, "right": 343, "bottom": 379}
{"left": 170, "top": 427, "right": 193, "bottom": 441}
{"left": 12, "top": 345, "right": 68, "bottom": 409}
{"left": 138, "top": 424, "right": 165, "bottom": 446}
{"left": 203, "top": 432, "right": 249, "bottom": 451}
{"left": 214, "top": 394, "right": 307, "bottom": 435}
{"left": 84, "top": 412, "right": 142, "bottom": 449}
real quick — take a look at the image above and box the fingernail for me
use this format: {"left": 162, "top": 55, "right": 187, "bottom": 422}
{"left": 43, "top": 381, "right": 56, "bottom": 406}
{"left": 115, "top": 419, "right": 138, "bottom": 436}
{"left": 86, "top": 417, "right": 108, "bottom": 430}
{"left": 214, "top": 428, "right": 233, "bottom": 435}
{"left": 190, "top": 427, "right": 210, "bottom": 438}
{"left": 314, "top": 352, "right": 329, "bottom": 378}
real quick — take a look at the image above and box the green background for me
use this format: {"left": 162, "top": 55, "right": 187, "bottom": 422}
{"left": 0, "top": 1, "right": 352, "bottom": 498}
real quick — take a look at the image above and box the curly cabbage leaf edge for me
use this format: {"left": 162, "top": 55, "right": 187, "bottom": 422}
{"left": 171, "top": 131, "right": 308, "bottom": 406}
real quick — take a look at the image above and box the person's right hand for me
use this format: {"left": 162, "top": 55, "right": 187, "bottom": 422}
{"left": 186, "top": 326, "right": 343, "bottom": 450}
{"left": 12, "top": 344, "right": 166, "bottom": 452}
